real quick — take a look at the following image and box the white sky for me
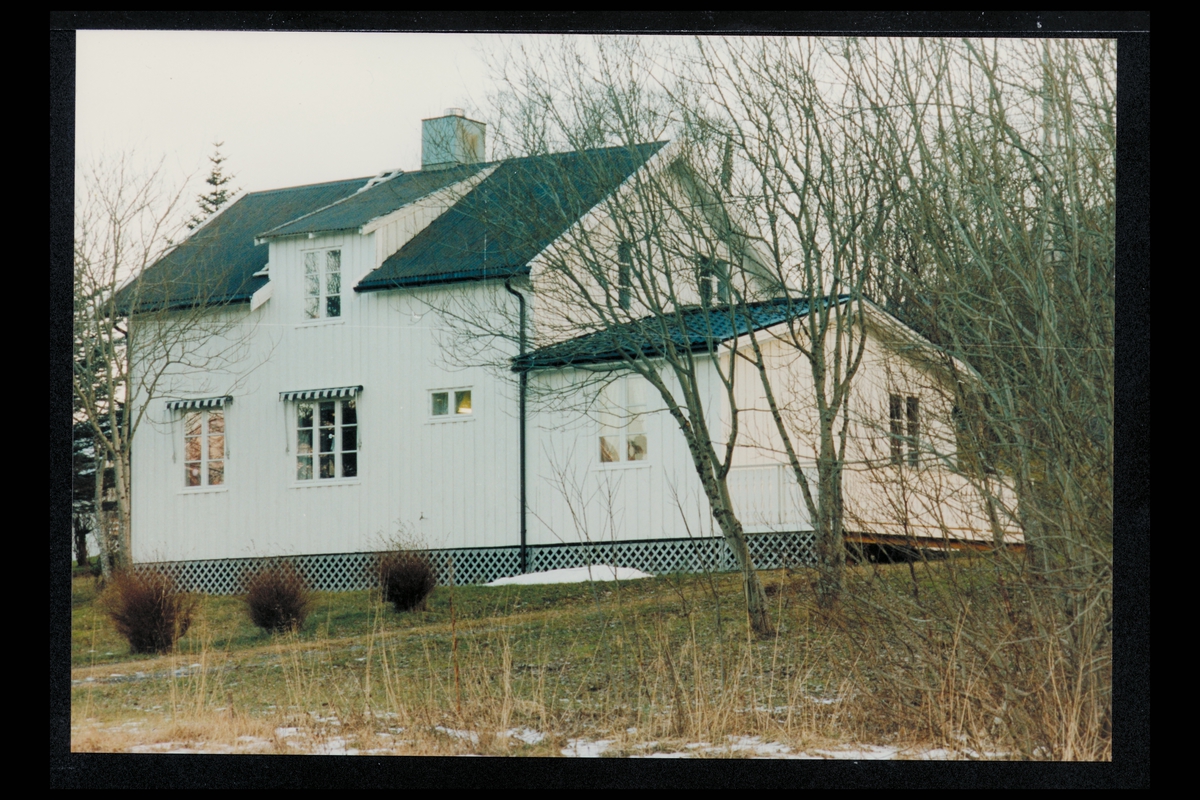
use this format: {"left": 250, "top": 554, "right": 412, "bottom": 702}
{"left": 76, "top": 31, "right": 504, "bottom": 194}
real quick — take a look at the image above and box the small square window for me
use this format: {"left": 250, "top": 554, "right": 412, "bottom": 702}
{"left": 455, "top": 390, "right": 472, "bottom": 415}
{"left": 431, "top": 392, "right": 449, "bottom": 416}
{"left": 431, "top": 388, "right": 473, "bottom": 420}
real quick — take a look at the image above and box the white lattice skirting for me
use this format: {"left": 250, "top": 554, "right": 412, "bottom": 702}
{"left": 138, "top": 532, "right": 817, "bottom": 595}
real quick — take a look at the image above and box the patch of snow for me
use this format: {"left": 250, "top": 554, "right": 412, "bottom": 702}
{"left": 503, "top": 727, "right": 546, "bottom": 745}
{"left": 435, "top": 726, "right": 479, "bottom": 745}
{"left": 312, "top": 736, "right": 358, "bottom": 756}
{"left": 486, "top": 565, "right": 653, "bottom": 587}
{"left": 812, "top": 744, "right": 902, "bottom": 760}
{"left": 724, "top": 735, "right": 794, "bottom": 756}
{"left": 562, "top": 738, "right": 616, "bottom": 757}
{"left": 918, "top": 748, "right": 957, "bottom": 759}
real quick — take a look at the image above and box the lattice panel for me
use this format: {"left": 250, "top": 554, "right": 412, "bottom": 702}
{"left": 746, "top": 531, "right": 817, "bottom": 570}
{"left": 424, "top": 548, "right": 522, "bottom": 587}
{"left": 138, "top": 533, "right": 817, "bottom": 594}
{"left": 140, "top": 552, "right": 383, "bottom": 595}
{"left": 529, "top": 538, "right": 734, "bottom": 575}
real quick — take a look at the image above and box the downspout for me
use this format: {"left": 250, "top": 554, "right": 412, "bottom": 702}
{"left": 504, "top": 279, "right": 528, "bottom": 573}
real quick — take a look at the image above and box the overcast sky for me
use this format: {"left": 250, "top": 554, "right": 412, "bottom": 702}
{"left": 77, "top": 31, "right": 505, "bottom": 194}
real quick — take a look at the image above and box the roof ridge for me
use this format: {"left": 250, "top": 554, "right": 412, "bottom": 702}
{"left": 494, "top": 140, "right": 667, "bottom": 167}
{"left": 245, "top": 176, "right": 373, "bottom": 198}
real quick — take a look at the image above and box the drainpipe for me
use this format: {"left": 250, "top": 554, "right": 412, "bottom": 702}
{"left": 504, "top": 279, "right": 528, "bottom": 573}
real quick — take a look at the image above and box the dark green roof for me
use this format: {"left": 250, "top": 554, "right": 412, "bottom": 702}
{"left": 115, "top": 177, "right": 368, "bottom": 313}
{"left": 257, "top": 164, "right": 487, "bottom": 239}
{"left": 356, "top": 142, "right": 668, "bottom": 291}
{"left": 514, "top": 296, "right": 849, "bottom": 371}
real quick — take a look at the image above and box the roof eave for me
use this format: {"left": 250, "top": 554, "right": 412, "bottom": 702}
{"left": 356, "top": 265, "right": 529, "bottom": 293}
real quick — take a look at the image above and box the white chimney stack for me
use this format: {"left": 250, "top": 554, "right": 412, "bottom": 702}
{"left": 421, "top": 109, "right": 486, "bottom": 170}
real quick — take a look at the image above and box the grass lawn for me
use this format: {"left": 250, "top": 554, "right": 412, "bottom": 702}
{"left": 69, "top": 552, "right": 1109, "bottom": 759}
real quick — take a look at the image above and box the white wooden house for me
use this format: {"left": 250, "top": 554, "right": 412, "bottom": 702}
{"left": 120, "top": 111, "right": 1019, "bottom": 592}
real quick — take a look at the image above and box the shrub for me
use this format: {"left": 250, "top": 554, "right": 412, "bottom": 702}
{"left": 378, "top": 550, "right": 437, "bottom": 612}
{"left": 245, "top": 562, "right": 313, "bottom": 633}
{"left": 102, "top": 570, "right": 196, "bottom": 654}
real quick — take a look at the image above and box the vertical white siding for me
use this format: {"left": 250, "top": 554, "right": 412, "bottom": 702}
{"left": 131, "top": 231, "right": 521, "bottom": 563}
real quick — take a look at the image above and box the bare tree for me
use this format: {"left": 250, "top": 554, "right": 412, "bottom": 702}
{"left": 73, "top": 152, "right": 256, "bottom": 573}
{"left": 682, "top": 37, "right": 900, "bottom": 608}
{"left": 831, "top": 37, "right": 1114, "bottom": 758}
{"left": 452, "top": 37, "right": 782, "bottom": 636}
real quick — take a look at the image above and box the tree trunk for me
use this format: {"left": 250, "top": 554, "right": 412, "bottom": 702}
{"left": 713, "top": 484, "right": 774, "bottom": 637}
{"left": 92, "top": 440, "right": 115, "bottom": 578}
{"left": 73, "top": 517, "right": 90, "bottom": 568}
{"left": 814, "top": 420, "right": 846, "bottom": 609}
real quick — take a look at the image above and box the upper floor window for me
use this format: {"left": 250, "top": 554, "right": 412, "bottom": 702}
{"left": 697, "top": 256, "right": 730, "bottom": 306}
{"left": 304, "top": 249, "right": 341, "bottom": 319}
{"left": 184, "top": 409, "right": 225, "bottom": 487}
{"left": 599, "top": 376, "right": 647, "bottom": 464}
{"left": 889, "top": 393, "right": 920, "bottom": 467}
{"left": 617, "top": 242, "right": 633, "bottom": 311}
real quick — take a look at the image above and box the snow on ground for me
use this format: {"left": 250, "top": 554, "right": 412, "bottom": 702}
{"left": 82, "top": 719, "right": 1004, "bottom": 758}
{"left": 485, "top": 565, "right": 653, "bottom": 587}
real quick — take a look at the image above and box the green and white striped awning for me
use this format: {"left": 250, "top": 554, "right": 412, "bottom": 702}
{"left": 166, "top": 396, "right": 232, "bottom": 411}
{"left": 279, "top": 385, "right": 363, "bottom": 402}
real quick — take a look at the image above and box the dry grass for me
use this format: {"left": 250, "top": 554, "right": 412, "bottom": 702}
{"left": 71, "top": 556, "right": 1110, "bottom": 759}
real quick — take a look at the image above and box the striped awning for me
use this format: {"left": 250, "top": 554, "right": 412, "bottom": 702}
{"left": 166, "top": 396, "right": 232, "bottom": 411}
{"left": 279, "top": 385, "right": 363, "bottom": 402}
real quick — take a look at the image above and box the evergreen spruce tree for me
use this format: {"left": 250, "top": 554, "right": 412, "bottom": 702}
{"left": 187, "top": 142, "right": 237, "bottom": 230}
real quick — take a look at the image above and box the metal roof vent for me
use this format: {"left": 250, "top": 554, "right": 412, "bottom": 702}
{"left": 421, "top": 109, "right": 486, "bottom": 171}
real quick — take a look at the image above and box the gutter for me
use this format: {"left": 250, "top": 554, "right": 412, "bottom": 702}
{"left": 504, "top": 279, "right": 528, "bottom": 574}
{"left": 356, "top": 266, "right": 529, "bottom": 293}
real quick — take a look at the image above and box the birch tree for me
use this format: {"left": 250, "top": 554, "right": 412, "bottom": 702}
{"left": 479, "top": 37, "right": 779, "bottom": 635}
{"left": 74, "top": 152, "right": 255, "bottom": 572}
{"left": 684, "top": 37, "right": 892, "bottom": 607}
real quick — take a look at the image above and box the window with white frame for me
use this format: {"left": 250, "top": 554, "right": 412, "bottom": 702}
{"left": 599, "top": 376, "right": 647, "bottom": 463}
{"left": 183, "top": 409, "right": 225, "bottom": 487}
{"left": 303, "top": 248, "right": 342, "bottom": 320}
{"left": 430, "top": 388, "right": 472, "bottom": 419}
{"left": 697, "top": 256, "right": 730, "bottom": 306}
{"left": 296, "top": 398, "right": 358, "bottom": 480}
{"left": 889, "top": 393, "right": 920, "bottom": 467}
{"left": 617, "top": 241, "right": 633, "bottom": 311}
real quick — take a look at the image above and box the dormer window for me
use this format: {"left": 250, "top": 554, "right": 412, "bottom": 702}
{"left": 304, "top": 249, "right": 341, "bottom": 319}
